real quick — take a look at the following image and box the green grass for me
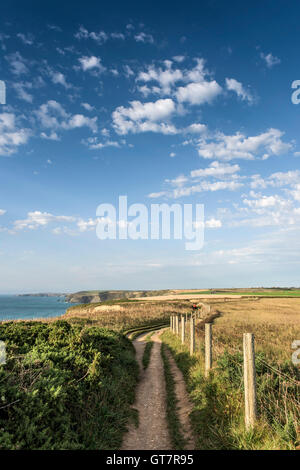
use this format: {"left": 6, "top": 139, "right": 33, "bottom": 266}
{"left": 161, "top": 343, "right": 187, "bottom": 450}
{"left": 0, "top": 320, "right": 138, "bottom": 449}
{"left": 160, "top": 330, "right": 298, "bottom": 450}
{"left": 142, "top": 340, "right": 153, "bottom": 370}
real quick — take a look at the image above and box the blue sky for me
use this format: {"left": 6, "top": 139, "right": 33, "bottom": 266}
{"left": 1, "top": 0, "right": 300, "bottom": 293}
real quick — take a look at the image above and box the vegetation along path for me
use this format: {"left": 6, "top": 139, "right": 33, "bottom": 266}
{"left": 121, "top": 329, "right": 194, "bottom": 450}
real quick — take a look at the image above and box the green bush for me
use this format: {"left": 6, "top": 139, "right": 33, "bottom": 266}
{"left": 0, "top": 320, "right": 138, "bottom": 449}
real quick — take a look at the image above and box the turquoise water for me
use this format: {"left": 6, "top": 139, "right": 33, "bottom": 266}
{"left": 0, "top": 295, "right": 74, "bottom": 321}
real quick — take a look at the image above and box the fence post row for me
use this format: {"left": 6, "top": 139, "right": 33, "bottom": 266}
{"left": 205, "top": 323, "right": 212, "bottom": 377}
{"left": 243, "top": 333, "right": 257, "bottom": 429}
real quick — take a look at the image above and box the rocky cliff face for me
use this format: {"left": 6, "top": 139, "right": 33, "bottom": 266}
{"left": 65, "top": 290, "right": 170, "bottom": 304}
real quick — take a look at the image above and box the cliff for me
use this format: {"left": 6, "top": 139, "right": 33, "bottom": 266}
{"left": 65, "top": 290, "right": 170, "bottom": 304}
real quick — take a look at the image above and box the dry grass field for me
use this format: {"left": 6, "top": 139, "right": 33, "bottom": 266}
{"left": 61, "top": 300, "right": 192, "bottom": 332}
{"left": 203, "top": 297, "right": 300, "bottom": 362}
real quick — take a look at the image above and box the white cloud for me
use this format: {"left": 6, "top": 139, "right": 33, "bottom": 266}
{"left": 173, "top": 55, "right": 186, "bottom": 63}
{"left": 112, "top": 98, "right": 177, "bottom": 135}
{"left": 35, "top": 100, "right": 98, "bottom": 133}
{"left": 250, "top": 170, "right": 300, "bottom": 189}
{"left": 225, "top": 78, "right": 254, "bottom": 104}
{"left": 176, "top": 81, "right": 222, "bottom": 105}
{"left": 243, "top": 195, "right": 284, "bottom": 209}
{"left": 185, "top": 123, "right": 207, "bottom": 134}
{"left": 205, "top": 218, "right": 222, "bottom": 228}
{"left": 82, "top": 137, "right": 120, "bottom": 150}
{"left": 78, "top": 56, "right": 105, "bottom": 73}
{"left": 260, "top": 52, "right": 281, "bottom": 68}
{"left": 134, "top": 32, "right": 154, "bottom": 44}
{"left": 13, "top": 82, "right": 33, "bottom": 102}
{"left": 148, "top": 179, "right": 242, "bottom": 199}
{"left": 0, "top": 113, "right": 30, "bottom": 156}
{"left": 67, "top": 114, "right": 98, "bottom": 132}
{"left": 77, "top": 218, "right": 97, "bottom": 232}
{"left": 40, "top": 131, "right": 60, "bottom": 141}
{"left": 5, "top": 52, "right": 29, "bottom": 75}
{"left": 14, "top": 211, "right": 76, "bottom": 231}
{"left": 124, "top": 65, "right": 134, "bottom": 78}
{"left": 50, "top": 71, "right": 71, "bottom": 88}
{"left": 197, "top": 128, "right": 292, "bottom": 161}
{"left": 75, "top": 26, "right": 108, "bottom": 44}
{"left": 190, "top": 161, "right": 240, "bottom": 178}
{"left": 17, "top": 33, "right": 34, "bottom": 45}
{"left": 170, "top": 152, "right": 176, "bottom": 157}
{"left": 0, "top": 209, "right": 6, "bottom": 216}
{"left": 137, "top": 64, "right": 183, "bottom": 94}
{"left": 81, "top": 103, "right": 94, "bottom": 111}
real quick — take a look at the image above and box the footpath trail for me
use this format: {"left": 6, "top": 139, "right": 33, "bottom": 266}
{"left": 121, "top": 329, "right": 195, "bottom": 450}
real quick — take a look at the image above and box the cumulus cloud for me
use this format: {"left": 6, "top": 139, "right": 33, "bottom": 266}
{"left": 9, "top": 210, "right": 100, "bottom": 237}
{"left": 137, "top": 58, "right": 221, "bottom": 102}
{"left": 75, "top": 26, "right": 127, "bottom": 44}
{"left": 190, "top": 161, "right": 240, "bottom": 178}
{"left": 176, "top": 81, "right": 222, "bottom": 105}
{"left": 0, "top": 113, "right": 30, "bottom": 156}
{"left": 82, "top": 136, "right": 120, "bottom": 149}
{"left": 12, "top": 82, "right": 33, "bottom": 102}
{"left": 185, "top": 123, "right": 207, "bottom": 134}
{"left": 50, "top": 71, "right": 71, "bottom": 88}
{"left": 14, "top": 211, "right": 76, "bottom": 231}
{"left": 0, "top": 209, "right": 6, "bottom": 216}
{"left": 112, "top": 98, "right": 177, "bottom": 135}
{"left": 17, "top": 33, "right": 34, "bottom": 45}
{"left": 81, "top": 103, "right": 94, "bottom": 112}
{"left": 260, "top": 52, "right": 281, "bottom": 68}
{"left": 40, "top": 131, "right": 60, "bottom": 141}
{"left": 35, "top": 100, "right": 98, "bottom": 134}
{"left": 5, "top": 52, "right": 29, "bottom": 75}
{"left": 75, "top": 26, "right": 108, "bottom": 44}
{"left": 78, "top": 56, "right": 106, "bottom": 73}
{"left": 149, "top": 179, "right": 242, "bottom": 199}
{"left": 134, "top": 32, "right": 154, "bottom": 43}
{"left": 137, "top": 63, "right": 183, "bottom": 94}
{"left": 196, "top": 128, "right": 292, "bottom": 161}
{"left": 225, "top": 78, "right": 254, "bottom": 104}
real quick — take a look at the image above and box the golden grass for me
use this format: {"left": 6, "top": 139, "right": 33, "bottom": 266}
{"left": 203, "top": 297, "right": 300, "bottom": 362}
{"left": 61, "top": 300, "right": 192, "bottom": 331}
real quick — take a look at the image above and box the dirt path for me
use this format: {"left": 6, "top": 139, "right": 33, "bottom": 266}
{"left": 165, "top": 349, "right": 196, "bottom": 449}
{"left": 122, "top": 330, "right": 171, "bottom": 450}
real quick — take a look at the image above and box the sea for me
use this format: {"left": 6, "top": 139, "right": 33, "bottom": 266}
{"left": 0, "top": 295, "right": 75, "bottom": 321}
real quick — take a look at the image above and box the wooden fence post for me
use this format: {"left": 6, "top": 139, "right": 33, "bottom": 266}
{"left": 205, "top": 323, "right": 212, "bottom": 377}
{"left": 190, "top": 317, "right": 195, "bottom": 355}
{"left": 172, "top": 315, "right": 175, "bottom": 333}
{"left": 181, "top": 315, "right": 185, "bottom": 344}
{"left": 170, "top": 315, "right": 172, "bottom": 330}
{"left": 243, "top": 333, "right": 257, "bottom": 429}
{"left": 175, "top": 315, "right": 179, "bottom": 335}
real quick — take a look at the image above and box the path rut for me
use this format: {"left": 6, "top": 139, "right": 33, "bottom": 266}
{"left": 122, "top": 330, "right": 171, "bottom": 450}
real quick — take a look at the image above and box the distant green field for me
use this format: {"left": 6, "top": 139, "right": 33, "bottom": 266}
{"left": 177, "top": 290, "right": 300, "bottom": 297}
